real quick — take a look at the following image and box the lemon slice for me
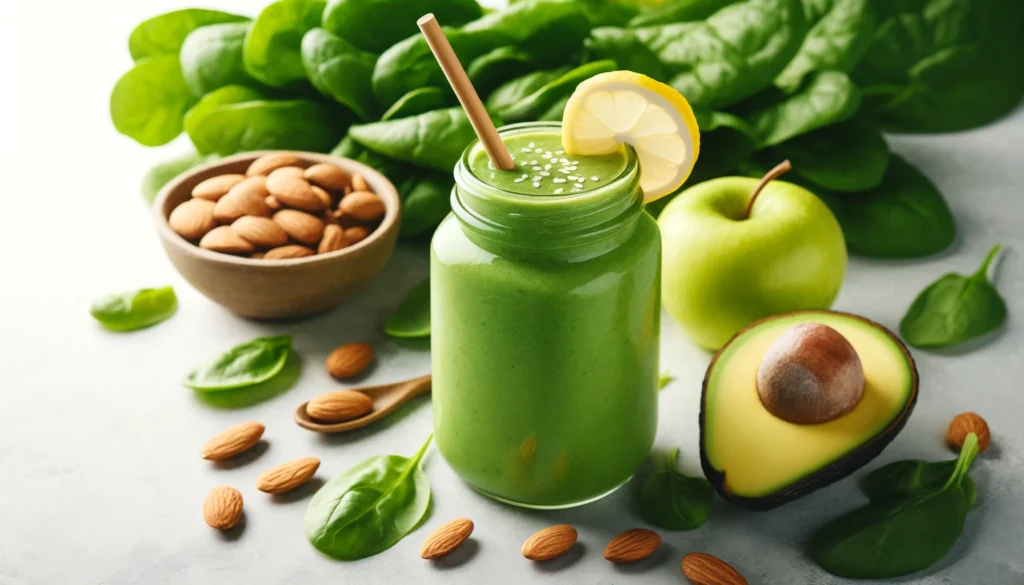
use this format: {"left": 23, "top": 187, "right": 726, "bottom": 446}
{"left": 562, "top": 71, "right": 700, "bottom": 202}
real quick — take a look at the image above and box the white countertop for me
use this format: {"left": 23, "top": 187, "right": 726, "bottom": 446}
{"left": 1, "top": 1, "right": 1022, "bottom": 583}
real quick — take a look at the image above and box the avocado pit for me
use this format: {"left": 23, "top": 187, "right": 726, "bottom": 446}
{"left": 756, "top": 323, "right": 865, "bottom": 425}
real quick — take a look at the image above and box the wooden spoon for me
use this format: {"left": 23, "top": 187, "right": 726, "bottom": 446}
{"left": 295, "top": 374, "right": 432, "bottom": 433}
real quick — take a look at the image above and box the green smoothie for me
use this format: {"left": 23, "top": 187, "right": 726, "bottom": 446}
{"left": 431, "top": 122, "right": 660, "bottom": 508}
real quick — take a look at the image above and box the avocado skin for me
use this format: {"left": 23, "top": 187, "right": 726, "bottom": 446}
{"left": 699, "top": 310, "right": 919, "bottom": 511}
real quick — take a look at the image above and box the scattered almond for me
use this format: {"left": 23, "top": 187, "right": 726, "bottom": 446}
{"left": 199, "top": 226, "right": 255, "bottom": 255}
{"left": 325, "top": 342, "right": 374, "bottom": 379}
{"left": 318, "top": 224, "right": 348, "bottom": 254}
{"left": 203, "top": 486, "right": 243, "bottom": 530}
{"left": 421, "top": 518, "right": 474, "bottom": 559}
{"left": 273, "top": 209, "right": 324, "bottom": 244}
{"left": 214, "top": 189, "right": 271, "bottom": 223}
{"left": 682, "top": 553, "right": 747, "bottom": 585}
{"left": 351, "top": 172, "right": 369, "bottom": 192}
{"left": 947, "top": 412, "right": 991, "bottom": 452}
{"left": 247, "top": 152, "right": 304, "bottom": 176}
{"left": 232, "top": 216, "right": 289, "bottom": 248}
{"left": 256, "top": 457, "right": 321, "bottom": 494}
{"left": 344, "top": 226, "right": 370, "bottom": 245}
{"left": 604, "top": 528, "right": 660, "bottom": 564}
{"left": 229, "top": 175, "right": 269, "bottom": 200}
{"left": 311, "top": 185, "right": 334, "bottom": 208}
{"left": 522, "top": 525, "right": 577, "bottom": 561}
{"left": 192, "top": 174, "right": 245, "bottom": 201}
{"left": 306, "top": 390, "right": 373, "bottom": 423}
{"left": 305, "top": 163, "right": 350, "bottom": 191}
{"left": 264, "top": 245, "right": 315, "bottom": 259}
{"left": 169, "top": 198, "right": 217, "bottom": 240}
{"left": 341, "top": 191, "right": 386, "bottom": 221}
{"left": 200, "top": 421, "right": 265, "bottom": 460}
{"left": 267, "top": 172, "right": 323, "bottom": 211}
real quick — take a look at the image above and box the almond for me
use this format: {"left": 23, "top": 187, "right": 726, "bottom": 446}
{"left": 267, "top": 166, "right": 306, "bottom": 181}
{"left": 311, "top": 185, "right": 334, "bottom": 208}
{"left": 169, "top": 198, "right": 217, "bottom": 240}
{"left": 305, "top": 163, "right": 350, "bottom": 191}
{"left": 192, "top": 174, "right": 245, "bottom": 201}
{"left": 325, "top": 342, "right": 374, "bottom": 379}
{"left": 318, "top": 224, "right": 348, "bottom": 254}
{"left": 232, "top": 216, "right": 289, "bottom": 248}
{"left": 203, "top": 486, "right": 243, "bottom": 530}
{"left": 681, "top": 553, "right": 747, "bottom": 585}
{"left": 421, "top": 518, "right": 474, "bottom": 559}
{"left": 247, "top": 152, "right": 304, "bottom": 176}
{"left": 947, "top": 412, "right": 991, "bottom": 452}
{"left": 200, "top": 421, "right": 265, "bottom": 460}
{"left": 264, "top": 245, "right": 315, "bottom": 259}
{"left": 256, "top": 457, "right": 321, "bottom": 494}
{"left": 199, "top": 225, "right": 255, "bottom": 255}
{"left": 351, "top": 172, "right": 370, "bottom": 192}
{"left": 344, "top": 226, "right": 370, "bottom": 245}
{"left": 306, "top": 390, "right": 373, "bottom": 423}
{"left": 265, "top": 195, "right": 282, "bottom": 210}
{"left": 341, "top": 191, "right": 386, "bottom": 221}
{"left": 604, "top": 528, "right": 661, "bottom": 564}
{"left": 273, "top": 209, "right": 324, "bottom": 244}
{"left": 214, "top": 189, "right": 271, "bottom": 223}
{"left": 229, "top": 175, "right": 269, "bottom": 200}
{"left": 522, "top": 525, "right": 577, "bottom": 561}
{"left": 267, "top": 173, "right": 324, "bottom": 211}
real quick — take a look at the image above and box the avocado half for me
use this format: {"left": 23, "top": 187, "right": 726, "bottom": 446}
{"left": 699, "top": 310, "right": 918, "bottom": 510}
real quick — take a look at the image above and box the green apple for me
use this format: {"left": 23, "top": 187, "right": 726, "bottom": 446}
{"left": 657, "top": 172, "right": 846, "bottom": 350}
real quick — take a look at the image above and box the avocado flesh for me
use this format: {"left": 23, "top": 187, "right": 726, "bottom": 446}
{"left": 700, "top": 311, "right": 918, "bottom": 510}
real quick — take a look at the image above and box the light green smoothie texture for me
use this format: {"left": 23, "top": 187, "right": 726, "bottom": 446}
{"left": 431, "top": 126, "right": 660, "bottom": 508}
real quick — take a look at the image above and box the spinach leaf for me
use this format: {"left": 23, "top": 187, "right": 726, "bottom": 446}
{"left": 301, "top": 28, "right": 379, "bottom": 121}
{"left": 179, "top": 22, "right": 259, "bottom": 96}
{"left": 184, "top": 84, "right": 265, "bottom": 128}
{"left": 183, "top": 335, "right": 293, "bottom": 391}
{"left": 629, "top": 0, "right": 742, "bottom": 27}
{"left": 740, "top": 70, "right": 860, "bottom": 147}
{"left": 348, "top": 108, "right": 499, "bottom": 173}
{"left": 128, "top": 9, "right": 249, "bottom": 61}
{"left": 90, "top": 287, "right": 178, "bottom": 332}
{"left": 571, "top": 0, "right": 640, "bottom": 26}
{"left": 110, "top": 55, "right": 197, "bottom": 147}
{"left": 486, "top": 69, "right": 567, "bottom": 114}
{"left": 141, "top": 150, "right": 219, "bottom": 205}
{"left": 774, "top": 0, "right": 878, "bottom": 92}
{"left": 862, "top": 459, "right": 976, "bottom": 506}
{"left": 466, "top": 47, "right": 535, "bottom": 98}
{"left": 381, "top": 88, "right": 449, "bottom": 122}
{"left": 330, "top": 136, "right": 414, "bottom": 185}
{"left": 493, "top": 60, "right": 617, "bottom": 123}
{"left": 305, "top": 435, "right": 433, "bottom": 560}
{"left": 323, "top": 0, "right": 483, "bottom": 53}
{"left": 899, "top": 245, "right": 1007, "bottom": 349}
{"left": 243, "top": 0, "right": 326, "bottom": 88}
{"left": 400, "top": 175, "right": 453, "bottom": 238}
{"left": 385, "top": 278, "right": 431, "bottom": 338}
{"left": 771, "top": 118, "right": 888, "bottom": 192}
{"left": 853, "top": 0, "right": 1024, "bottom": 132}
{"left": 588, "top": 0, "right": 808, "bottom": 110}
{"left": 814, "top": 155, "right": 956, "bottom": 258}
{"left": 637, "top": 448, "right": 714, "bottom": 531}
{"left": 810, "top": 434, "right": 981, "bottom": 579}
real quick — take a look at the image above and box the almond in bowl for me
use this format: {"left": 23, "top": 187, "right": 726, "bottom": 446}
{"left": 153, "top": 151, "right": 400, "bottom": 319}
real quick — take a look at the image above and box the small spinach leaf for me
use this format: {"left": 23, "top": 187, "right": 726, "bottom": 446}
{"left": 385, "top": 279, "right": 431, "bottom": 338}
{"left": 110, "top": 55, "right": 197, "bottom": 147}
{"left": 771, "top": 118, "right": 888, "bottom": 192}
{"left": 775, "top": 0, "right": 878, "bottom": 92}
{"left": 301, "top": 28, "right": 379, "bottom": 121}
{"left": 90, "top": 287, "right": 178, "bottom": 332}
{"left": 128, "top": 9, "right": 249, "bottom": 61}
{"left": 381, "top": 88, "right": 449, "bottom": 122}
{"left": 183, "top": 335, "right": 292, "bottom": 391}
{"left": 244, "top": 0, "right": 326, "bottom": 88}
{"left": 740, "top": 70, "right": 860, "bottom": 147}
{"left": 399, "top": 176, "right": 453, "bottom": 238}
{"left": 493, "top": 60, "right": 617, "bottom": 123}
{"left": 810, "top": 434, "right": 981, "bottom": 579}
{"left": 304, "top": 435, "right": 432, "bottom": 560}
{"left": 323, "top": 0, "right": 482, "bottom": 53}
{"left": 899, "top": 245, "right": 1007, "bottom": 349}
{"left": 330, "top": 136, "right": 414, "bottom": 186}
{"left": 862, "top": 459, "right": 976, "bottom": 506}
{"left": 486, "top": 68, "right": 567, "bottom": 114}
{"left": 141, "top": 150, "right": 219, "bottom": 205}
{"left": 637, "top": 448, "right": 714, "bottom": 531}
{"left": 179, "top": 22, "right": 259, "bottom": 96}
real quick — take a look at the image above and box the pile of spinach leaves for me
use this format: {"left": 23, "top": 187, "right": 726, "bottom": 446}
{"left": 112, "top": 0, "right": 1023, "bottom": 247}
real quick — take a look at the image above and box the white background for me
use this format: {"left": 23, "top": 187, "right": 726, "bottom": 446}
{"left": 0, "top": 1, "right": 1022, "bottom": 584}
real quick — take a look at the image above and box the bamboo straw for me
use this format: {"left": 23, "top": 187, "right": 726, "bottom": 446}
{"left": 417, "top": 13, "right": 515, "bottom": 170}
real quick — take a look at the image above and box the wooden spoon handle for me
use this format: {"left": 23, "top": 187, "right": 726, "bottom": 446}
{"left": 404, "top": 374, "right": 433, "bottom": 397}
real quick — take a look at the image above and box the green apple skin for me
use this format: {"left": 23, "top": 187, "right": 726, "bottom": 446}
{"left": 657, "top": 177, "right": 847, "bottom": 350}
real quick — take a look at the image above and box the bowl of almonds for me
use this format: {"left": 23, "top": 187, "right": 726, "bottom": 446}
{"left": 154, "top": 151, "right": 400, "bottom": 319}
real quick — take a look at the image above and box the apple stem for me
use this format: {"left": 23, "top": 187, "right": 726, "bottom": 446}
{"left": 744, "top": 160, "right": 793, "bottom": 219}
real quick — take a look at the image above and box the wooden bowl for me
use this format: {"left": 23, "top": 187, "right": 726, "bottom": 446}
{"left": 153, "top": 151, "right": 400, "bottom": 320}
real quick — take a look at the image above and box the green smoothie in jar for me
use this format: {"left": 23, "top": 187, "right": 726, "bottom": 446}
{"left": 431, "top": 122, "right": 660, "bottom": 508}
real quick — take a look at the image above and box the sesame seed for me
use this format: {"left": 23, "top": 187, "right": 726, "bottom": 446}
{"left": 534, "top": 148, "right": 543, "bottom": 153}
{"left": 532, "top": 166, "right": 542, "bottom": 171}
{"left": 539, "top": 172, "right": 550, "bottom": 176}
{"left": 553, "top": 178, "right": 566, "bottom": 183}
{"left": 556, "top": 150, "right": 564, "bottom": 155}
{"left": 567, "top": 176, "right": 578, "bottom": 180}
{"left": 528, "top": 142, "right": 535, "bottom": 148}
{"left": 544, "top": 164, "right": 552, "bottom": 170}
{"left": 558, "top": 169, "right": 570, "bottom": 174}
{"left": 513, "top": 177, "right": 525, "bottom": 183}
{"left": 554, "top": 188, "right": 563, "bottom": 193}
{"left": 532, "top": 176, "right": 542, "bottom": 181}
{"left": 533, "top": 182, "right": 540, "bottom": 188}
{"left": 521, "top": 148, "right": 531, "bottom": 152}
{"left": 560, "top": 158, "right": 570, "bottom": 164}
{"left": 591, "top": 176, "right": 599, "bottom": 181}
